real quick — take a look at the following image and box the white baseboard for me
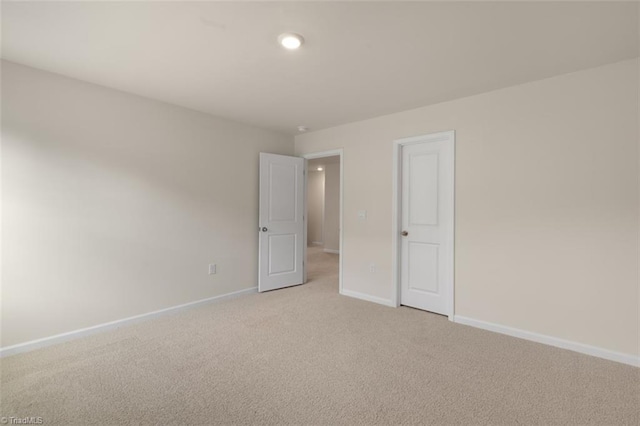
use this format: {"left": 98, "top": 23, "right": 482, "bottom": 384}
{"left": 323, "top": 248, "right": 339, "bottom": 254}
{"left": 454, "top": 315, "right": 639, "bottom": 367}
{"left": 340, "top": 289, "right": 395, "bottom": 307}
{"left": 310, "top": 241, "right": 323, "bottom": 246}
{"left": 0, "top": 287, "right": 258, "bottom": 358}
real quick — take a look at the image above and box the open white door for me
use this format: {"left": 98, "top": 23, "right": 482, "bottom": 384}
{"left": 259, "top": 153, "right": 305, "bottom": 292}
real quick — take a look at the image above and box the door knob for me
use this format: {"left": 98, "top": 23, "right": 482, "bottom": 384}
{"left": 262, "top": 227, "right": 268, "bottom": 232}
{"left": 401, "top": 230, "right": 408, "bottom": 236}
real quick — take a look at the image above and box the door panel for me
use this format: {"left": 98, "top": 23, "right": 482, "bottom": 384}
{"left": 268, "top": 163, "right": 297, "bottom": 221}
{"left": 268, "top": 234, "right": 297, "bottom": 275}
{"left": 400, "top": 134, "right": 454, "bottom": 315}
{"left": 408, "top": 242, "right": 439, "bottom": 293}
{"left": 409, "top": 153, "right": 439, "bottom": 226}
{"left": 259, "top": 153, "right": 305, "bottom": 292}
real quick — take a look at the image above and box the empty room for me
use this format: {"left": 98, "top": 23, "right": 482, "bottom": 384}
{"left": 1, "top": 1, "right": 639, "bottom": 425}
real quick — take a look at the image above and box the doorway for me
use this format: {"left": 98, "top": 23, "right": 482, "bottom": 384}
{"left": 302, "top": 150, "right": 343, "bottom": 293}
{"left": 392, "top": 132, "right": 455, "bottom": 319}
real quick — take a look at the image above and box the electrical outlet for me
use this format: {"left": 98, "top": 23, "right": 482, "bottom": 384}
{"left": 369, "top": 262, "right": 375, "bottom": 273}
{"left": 209, "top": 264, "right": 217, "bottom": 275}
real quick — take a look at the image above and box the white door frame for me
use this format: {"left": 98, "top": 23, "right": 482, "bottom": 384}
{"left": 301, "top": 149, "right": 344, "bottom": 294}
{"left": 391, "top": 131, "right": 455, "bottom": 320}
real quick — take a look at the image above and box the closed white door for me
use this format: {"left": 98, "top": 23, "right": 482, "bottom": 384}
{"left": 400, "top": 133, "right": 454, "bottom": 315}
{"left": 259, "top": 153, "right": 305, "bottom": 292}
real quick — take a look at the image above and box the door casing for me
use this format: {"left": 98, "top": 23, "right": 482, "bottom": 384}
{"left": 391, "top": 131, "right": 455, "bottom": 319}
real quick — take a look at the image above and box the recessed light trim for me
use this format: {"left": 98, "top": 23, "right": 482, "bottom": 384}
{"left": 317, "top": 167, "right": 323, "bottom": 171}
{"left": 297, "top": 126, "right": 308, "bottom": 132}
{"left": 279, "top": 33, "right": 304, "bottom": 50}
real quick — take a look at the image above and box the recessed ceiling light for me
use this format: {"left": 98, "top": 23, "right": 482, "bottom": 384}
{"left": 279, "top": 33, "right": 304, "bottom": 50}
{"left": 297, "top": 126, "right": 308, "bottom": 132}
{"left": 317, "top": 167, "right": 323, "bottom": 171}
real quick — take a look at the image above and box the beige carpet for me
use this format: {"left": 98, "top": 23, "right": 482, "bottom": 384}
{"left": 1, "top": 246, "right": 638, "bottom": 425}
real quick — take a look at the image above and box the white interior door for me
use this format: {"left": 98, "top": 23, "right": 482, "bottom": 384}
{"left": 400, "top": 134, "right": 454, "bottom": 315}
{"left": 259, "top": 153, "right": 305, "bottom": 292}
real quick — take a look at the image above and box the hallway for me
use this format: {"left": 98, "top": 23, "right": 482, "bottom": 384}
{"left": 306, "top": 245, "right": 339, "bottom": 292}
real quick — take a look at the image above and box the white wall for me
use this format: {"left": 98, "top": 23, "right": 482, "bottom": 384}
{"left": 307, "top": 170, "right": 324, "bottom": 245}
{"left": 636, "top": 6, "right": 640, "bottom": 363}
{"left": 1, "top": 61, "right": 294, "bottom": 348}
{"left": 323, "top": 163, "right": 340, "bottom": 252}
{"left": 295, "top": 59, "right": 639, "bottom": 357}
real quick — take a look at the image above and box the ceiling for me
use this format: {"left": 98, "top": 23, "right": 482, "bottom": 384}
{"left": 2, "top": 2, "right": 638, "bottom": 134}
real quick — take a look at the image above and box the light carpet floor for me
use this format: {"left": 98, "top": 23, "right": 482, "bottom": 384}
{"left": 1, "top": 246, "right": 638, "bottom": 425}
